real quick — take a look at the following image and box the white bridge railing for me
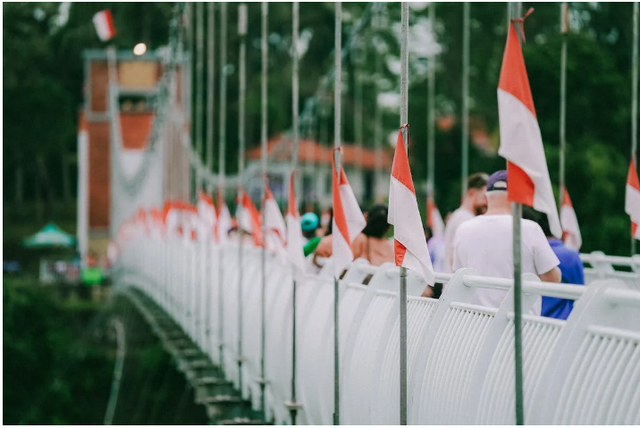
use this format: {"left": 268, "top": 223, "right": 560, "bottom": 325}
{"left": 115, "top": 235, "right": 640, "bottom": 425}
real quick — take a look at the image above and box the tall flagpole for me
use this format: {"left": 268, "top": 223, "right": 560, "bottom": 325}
{"left": 207, "top": 3, "right": 215, "bottom": 178}
{"left": 217, "top": 1, "right": 228, "bottom": 373}
{"left": 236, "top": 2, "right": 247, "bottom": 397}
{"left": 427, "top": 3, "right": 436, "bottom": 205}
{"left": 558, "top": 2, "right": 568, "bottom": 209}
{"left": 462, "top": 2, "right": 470, "bottom": 196}
{"left": 333, "top": 3, "right": 342, "bottom": 425}
{"left": 399, "top": 3, "right": 409, "bottom": 425}
{"left": 196, "top": 2, "right": 204, "bottom": 193}
{"left": 632, "top": 2, "right": 639, "bottom": 255}
{"left": 373, "top": 3, "right": 386, "bottom": 202}
{"left": 259, "top": 1, "right": 269, "bottom": 417}
{"left": 509, "top": 2, "right": 525, "bottom": 425}
{"left": 288, "top": 4, "right": 302, "bottom": 423}
{"left": 205, "top": 0, "right": 215, "bottom": 368}
{"left": 353, "top": 38, "right": 364, "bottom": 198}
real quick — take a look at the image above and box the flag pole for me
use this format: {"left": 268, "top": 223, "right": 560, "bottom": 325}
{"left": 632, "top": 2, "right": 639, "bottom": 255}
{"left": 207, "top": 3, "right": 215, "bottom": 178}
{"left": 558, "top": 2, "right": 568, "bottom": 210}
{"left": 509, "top": 2, "right": 525, "bottom": 425}
{"left": 353, "top": 36, "right": 364, "bottom": 199}
{"left": 217, "top": 1, "right": 228, "bottom": 373}
{"left": 333, "top": 3, "right": 342, "bottom": 425}
{"left": 427, "top": 2, "right": 436, "bottom": 207}
{"left": 236, "top": 2, "right": 248, "bottom": 398}
{"left": 204, "top": 0, "right": 215, "bottom": 366}
{"left": 195, "top": 2, "right": 204, "bottom": 195}
{"left": 399, "top": 3, "right": 409, "bottom": 425}
{"left": 288, "top": 2, "right": 302, "bottom": 425}
{"left": 461, "top": 2, "right": 470, "bottom": 197}
{"left": 259, "top": 1, "right": 269, "bottom": 417}
{"left": 373, "top": 5, "right": 383, "bottom": 202}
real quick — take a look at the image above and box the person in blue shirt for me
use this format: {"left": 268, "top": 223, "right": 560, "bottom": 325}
{"left": 523, "top": 207, "right": 585, "bottom": 320}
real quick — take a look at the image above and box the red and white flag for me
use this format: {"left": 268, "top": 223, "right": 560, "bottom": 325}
{"left": 331, "top": 154, "right": 366, "bottom": 277}
{"left": 237, "top": 190, "right": 263, "bottom": 247}
{"left": 497, "top": 16, "right": 562, "bottom": 238}
{"left": 286, "top": 173, "right": 306, "bottom": 276}
{"left": 560, "top": 187, "right": 582, "bottom": 251}
{"left": 215, "top": 191, "right": 233, "bottom": 246}
{"left": 388, "top": 129, "right": 435, "bottom": 285}
{"left": 427, "top": 196, "right": 445, "bottom": 238}
{"left": 93, "top": 10, "right": 116, "bottom": 42}
{"left": 197, "top": 192, "right": 217, "bottom": 240}
{"left": 263, "top": 186, "right": 286, "bottom": 246}
{"left": 625, "top": 159, "right": 640, "bottom": 240}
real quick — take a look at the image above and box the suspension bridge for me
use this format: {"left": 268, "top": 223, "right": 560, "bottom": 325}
{"left": 79, "top": 1, "right": 640, "bottom": 425}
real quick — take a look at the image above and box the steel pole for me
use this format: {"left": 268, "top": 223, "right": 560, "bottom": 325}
{"left": 509, "top": 2, "right": 525, "bottom": 425}
{"left": 632, "top": 2, "right": 639, "bottom": 255}
{"left": 374, "top": 46, "right": 383, "bottom": 202}
{"left": 217, "top": 2, "right": 228, "bottom": 372}
{"left": 559, "top": 2, "right": 568, "bottom": 209}
{"left": 462, "top": 2, "right": 470, "bottom": 197}
{"left": 289, "top": 2, "right": 301, "bottom": 425}
{"left": 427, "top": 3, "right": 436, "bottom": 205}
{"left": 333, "top": 3, "right": 342, "bottom": 425}
{"left": 354, "top": 42, "right": 364, "bottom": 198}
{"left": 399, "top": 3, "right": 410, "bottom": 425}
{"left": 237, "top": 2, "right": 248, "bottom": 397}
{"left": 260, "top": 1, "right": 269, "bottom": 417}
{"left": 207, "top": 3, "right": 215, "bottom": 175}
{"left": 196, "top": 2, "right": 204, "bottom": 193}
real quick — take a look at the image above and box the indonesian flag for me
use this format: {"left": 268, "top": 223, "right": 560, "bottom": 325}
{"left": 497, "top": 18, "right": 562, "bottom": 238}
{"left": 427, "top": 196, "right": 445, "bottom": 238}
{"left": 215, "top": 191, "right": 233, "bottom": 246}
{"left": 237, "top": 191, "right": 263, "bottom": 247}
{"left": 263, "top": 186, "right": 287, "bottom": 256}
{"left": 197, "top": 191, "right": 217, "bottom": 239}
{"left": 263, "top": 186, "right": 286, "bottom": 243}
{"left": 560, "top": 187, "right": 582, "bottom": 251}
{"left": 164, "top": 200, "right": 178, "bottom": 238}
{"left": 388, "top": 129, "right": 435, "bottom": 285}
{"left": 286, "top": 173, "right": 306, "bottom": 276}
{"left": 331, "top": 153, "right": 366, "bottom": 277}
{"left": 93, "top": 10, "right": 116, "bottom": 42}
{"left": 625, "top": 159, "right": 640, "bottom": 240}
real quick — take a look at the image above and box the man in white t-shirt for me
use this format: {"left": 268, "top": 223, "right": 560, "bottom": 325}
{"left": 443, "top": 173, "right": 489, "bottom": 273}
{"left": 452, "top": 170, "right": 561, "bottom": 313}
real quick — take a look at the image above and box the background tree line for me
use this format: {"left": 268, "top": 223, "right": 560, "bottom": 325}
{"left": 3, "top": 2, "right": 638, "bottom": 255}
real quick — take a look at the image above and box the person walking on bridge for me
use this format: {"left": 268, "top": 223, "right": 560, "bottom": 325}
{"left": 450, "top": 170, "right": 561, "bottom": 314}
{"left": 443, "top": 173, "right": 489, "bottom": 273}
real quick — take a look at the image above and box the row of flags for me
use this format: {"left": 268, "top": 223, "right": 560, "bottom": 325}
{"left": 115, "top": 8, "right": 638, "bottom": 287}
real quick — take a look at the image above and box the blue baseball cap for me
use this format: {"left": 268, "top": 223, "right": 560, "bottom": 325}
{"left": 301, "top": 213, "right": 319, "bottom": 232}
{"left": 487, "top": 170, "right": 508, "bottom": 191}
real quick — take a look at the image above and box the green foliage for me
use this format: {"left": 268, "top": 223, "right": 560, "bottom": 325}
{"left": 3, "top": 278, "right": 112, "bottom": 424}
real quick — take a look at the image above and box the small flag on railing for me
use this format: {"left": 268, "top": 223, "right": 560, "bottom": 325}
{"left": 263, "top": 185, "right": 287, "bottom": 247}
{"left": 427, "top": 196, "right": 445, "bottom": 238}
{"left": 625, "top": 159, "right": 640, "bottom": 240}
{"left": 216, "top": 191, "right": 233, "bottom": 246}
{"left": 286, "top": 173, "right": 306, "bottom": 276}
{"left": 497, "top": 17, "right": 562, "bottom": 238}
{"left": 93, "top": 10, "right": 116, "bottom": 42}
{"left": 389, "top": 128, "right": 435, "bottom": 285}
{"left": 331, "top": 153, "right": 366, "bottom": 277}
{"left": 560, "top": 187, "right": 582, "bottom": 251}
{"left": 197, "top": 191, "right": 217, "bottom": 239}
{"left": 237, "top": 191, "right": 263, "bottom": 247}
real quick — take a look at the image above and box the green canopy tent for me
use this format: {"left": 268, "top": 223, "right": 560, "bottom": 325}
{"left": 22, "top": 223, "right": 76, "bottom": 248}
